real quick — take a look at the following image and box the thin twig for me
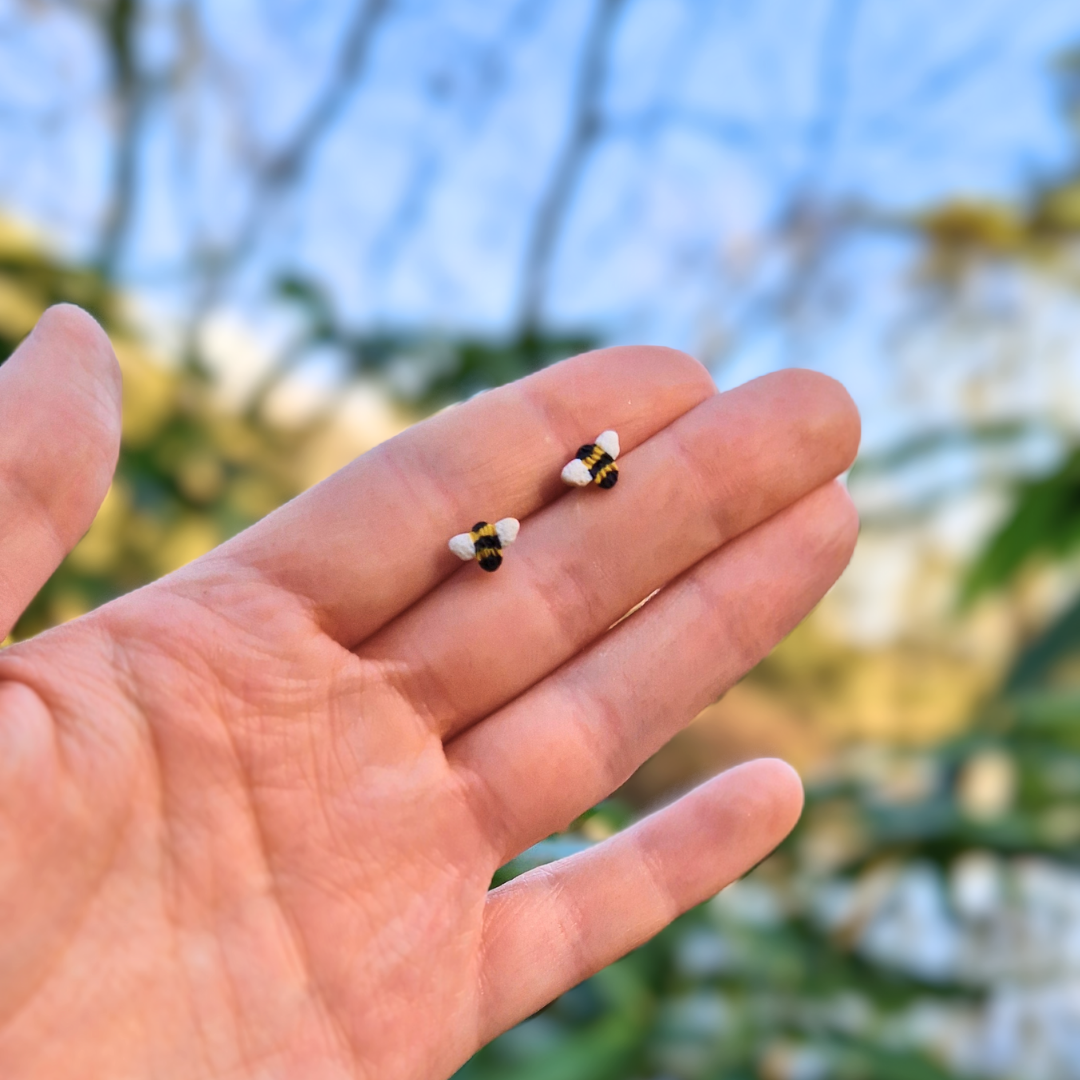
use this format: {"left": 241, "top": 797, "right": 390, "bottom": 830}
{"left": 516, "top": 0, "right": 627, "bottom": 332}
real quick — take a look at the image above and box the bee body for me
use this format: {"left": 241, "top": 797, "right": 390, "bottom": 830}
{"left": 561, "top": 430, "right": 620, "bottom": 488}
{"left": 471, "top": 521, "right": 504, "bottom": 572}
{"left": 448, "top": 517, "right": 520, "bottom": 571}
{"left": 576, "top": 443, "right": 619, "bottom": 488}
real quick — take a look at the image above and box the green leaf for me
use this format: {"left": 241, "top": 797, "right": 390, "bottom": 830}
{"left": 961, "top": 447, "right": 1080, "bottom": 604}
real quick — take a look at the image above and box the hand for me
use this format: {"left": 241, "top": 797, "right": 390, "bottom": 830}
{"left": 0, "top": 307, "right": 859, "bottom": 1079}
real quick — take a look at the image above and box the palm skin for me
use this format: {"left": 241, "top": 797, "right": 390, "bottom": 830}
{"left": 0, "top": 307, "right": 859, "bottom": 1079}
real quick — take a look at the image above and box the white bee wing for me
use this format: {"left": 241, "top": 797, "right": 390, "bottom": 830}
{"left": 594, "top": 430, "right": 620, "bottom": 460}
{"left": 495, "top": 517, "right": 520, "bottom": 547}
{"left": 448, "top": 533, "right": 477, "bottom": 560}
{"left": 561, "top": 458, "right": 593, "bottom": 486}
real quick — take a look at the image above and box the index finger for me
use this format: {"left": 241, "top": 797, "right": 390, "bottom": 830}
{"left": 217, "top": 346, "right": 715, "bottom": 647}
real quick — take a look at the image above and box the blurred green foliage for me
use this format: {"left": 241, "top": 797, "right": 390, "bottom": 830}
{"left": 275, "top": 273, "right": 594, "bottom": 412}
{"left": 902, "top": 48, "right": 1080, "bottom": 290}
{"left": 961, "top": 447, "right": 1080, "bottom": 605}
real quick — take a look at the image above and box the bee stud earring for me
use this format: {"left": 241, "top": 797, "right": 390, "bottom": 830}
{"left": 562, "top": 430, "right": 620, "bottom": 489}
{"left": 448, "top": 518, "right": 520, "bottom": 572}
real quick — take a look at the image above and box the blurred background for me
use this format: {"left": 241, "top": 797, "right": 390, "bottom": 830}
{"left": 6, "top": 0, "right": 1080, "bottom": 1076}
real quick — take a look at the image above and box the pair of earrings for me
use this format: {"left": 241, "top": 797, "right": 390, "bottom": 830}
{"left": 448, "top": 430, "right": 620, "bottom": 572}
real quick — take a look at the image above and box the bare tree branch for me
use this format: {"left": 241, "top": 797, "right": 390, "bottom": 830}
{"left": 88, "top": 0, "right": 204, "bottom": 283}
{"left": 175, "top": 0, "right": 391, "bottom": 379}
{"left": 93, "top": 0, "right": 146, "bottom": 280}
{"left": 695, "top": 0, "right": 866, "bottom": 376}
{"left": 800, "top": 0, "right": 864, "bottom": 189}
{"left": 196, "top": 0, "right": 391, "bottom": 293}
{"left": 516, "top": 0, "right": 627, "bottom": 332}
{"left": 365, "top": 0, "right": 537, "bottom": 286}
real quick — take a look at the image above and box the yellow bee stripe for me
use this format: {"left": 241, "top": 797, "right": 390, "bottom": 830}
{"left": 472, "top": 524, "right": 498, "bottom": 540}
{"left": 594, "top": 462, "right": 617, "bottom": 484}
{"left": 583, "top": 446, "right": 604, "bottom": 468}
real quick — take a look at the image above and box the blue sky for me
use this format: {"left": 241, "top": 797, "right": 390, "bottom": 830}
{"left": 3, "top": 0, "right": 1080, "bottom": 464}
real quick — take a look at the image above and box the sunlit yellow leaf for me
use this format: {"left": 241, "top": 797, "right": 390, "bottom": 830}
{"left": 155, "top": 516, "right": 221, "bottom": 575}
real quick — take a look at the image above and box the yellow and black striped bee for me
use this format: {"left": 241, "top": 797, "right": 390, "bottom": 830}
{"left": 448, "top": 517, "right": 520, "bottom": 572}
{"left": 561, "top": 430, "right": 620, "bottom": 489}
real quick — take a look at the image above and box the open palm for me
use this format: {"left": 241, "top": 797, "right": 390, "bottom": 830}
{"left": 0, "top": 307, "right": 858, "bottom": 1079}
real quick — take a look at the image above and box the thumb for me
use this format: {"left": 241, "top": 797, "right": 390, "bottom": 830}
{"left": 0, "top": 305, "right": 122, "bottom": 639}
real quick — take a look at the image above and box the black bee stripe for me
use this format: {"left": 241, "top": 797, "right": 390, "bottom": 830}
{"left": 576, "top": 444, "right": 595, "bottom": 460}
{"left": 471, "top": 521, "right": 488, "bottom": 534}
{"left": 597, "top": 466, "right": 618, "bottom": 488}
{"left": 474, "top": 534, "right": 502, "bottom": 551}
{"left": 478, "top": 552, "right": 503, "bottom": 572}
{"left": 588, "top": 451, "right": 614, "bottom": 479}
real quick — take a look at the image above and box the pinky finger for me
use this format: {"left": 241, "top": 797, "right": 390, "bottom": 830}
{"left": 476, "top": 757, "right": 804, "bottom": 1043}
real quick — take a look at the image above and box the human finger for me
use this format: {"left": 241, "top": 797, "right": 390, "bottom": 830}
{"left": 357, "top": 370, "right": 858, "bottom": 739}
{"left": 0, "top": 305, "right": 122, "bottom": 639}
{"left": 448, "top": 481, "right": 857, "bottom": 863}
{"left": 220, "top": 346, "right": 715, "bottom": 647}
{"left": 477, "top": 758, "right": 803, "bottom": 1044}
